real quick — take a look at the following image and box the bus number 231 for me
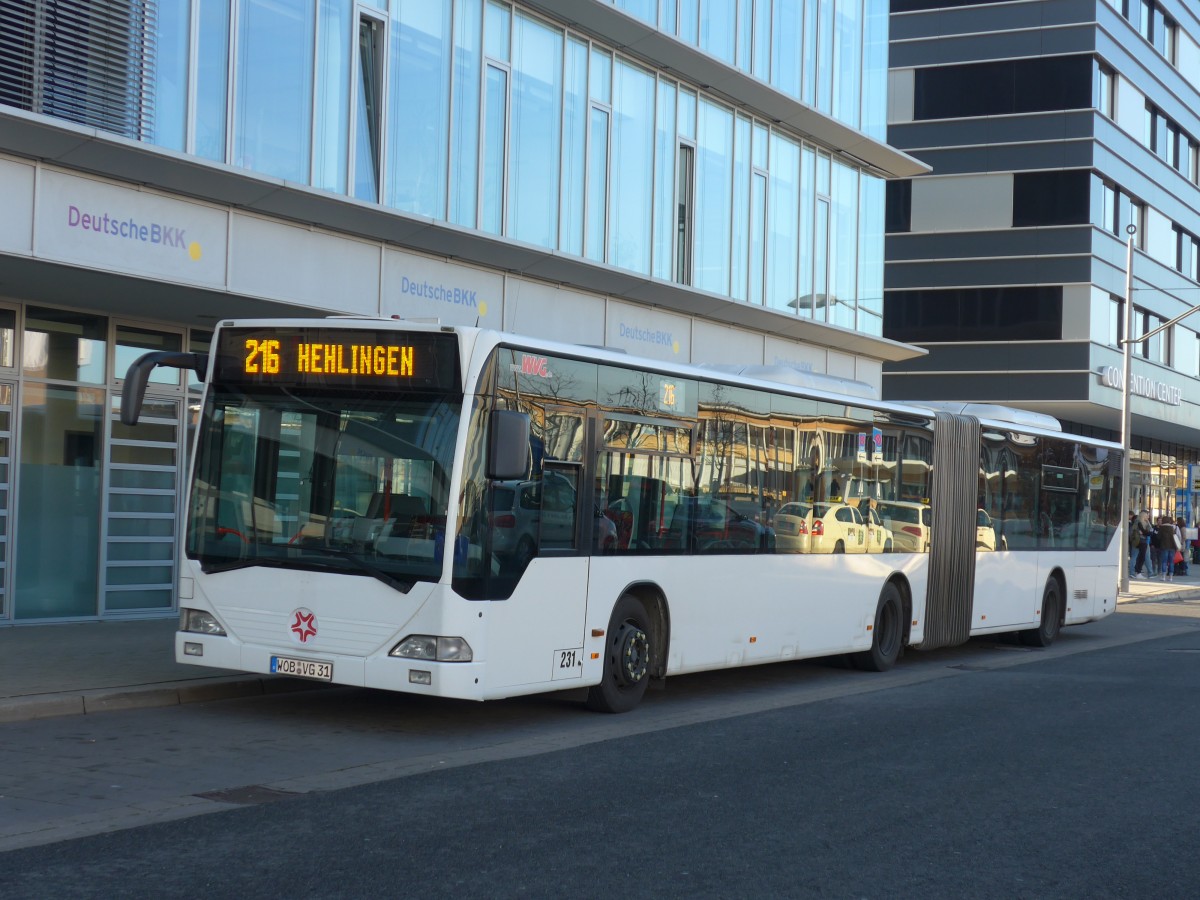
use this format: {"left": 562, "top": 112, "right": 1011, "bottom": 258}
{"left": 553, "top": 648, "right": 583, "bottom": 680}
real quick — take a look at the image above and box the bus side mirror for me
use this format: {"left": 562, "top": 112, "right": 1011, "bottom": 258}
{"left": 121, "top": 351, "right": 209, "bottom": 425}
{"left": 488, "top": 409, "right": 530, "bottom": 481}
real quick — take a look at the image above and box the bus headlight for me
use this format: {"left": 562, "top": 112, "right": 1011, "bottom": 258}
{"left": 180, "top": 608, "right": 227, "bottom": 636}
{"left": 390, "top": 635, "right": 473, "bottom": 662}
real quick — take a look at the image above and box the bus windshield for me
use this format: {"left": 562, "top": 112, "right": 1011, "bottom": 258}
{"left": 186, "top": 385, "right": 462, "bottom": 591}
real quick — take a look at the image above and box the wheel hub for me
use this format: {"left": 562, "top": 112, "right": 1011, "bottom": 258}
{"left": 616, "top": 622, "right": 649, "bottom": 687}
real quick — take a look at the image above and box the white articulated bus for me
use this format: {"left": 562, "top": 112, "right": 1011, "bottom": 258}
{"left": 122, "top": 318, "right": 1121, "bottom": 712}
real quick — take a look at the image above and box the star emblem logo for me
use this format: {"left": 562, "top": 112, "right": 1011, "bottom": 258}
{"left": 290, "top": 608, "right": 317, "bottom": 643}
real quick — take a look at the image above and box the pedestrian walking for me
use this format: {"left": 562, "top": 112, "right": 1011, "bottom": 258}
{"left": 1153, "top": 515, "right": 1180, "bottom": 582}
{"left": 1132, "top": 510, "right": 1151, "bottom": 579}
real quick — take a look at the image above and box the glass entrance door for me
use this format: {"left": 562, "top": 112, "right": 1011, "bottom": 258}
{"left": 102, "top": 395, "right": 181, "bottom": 613}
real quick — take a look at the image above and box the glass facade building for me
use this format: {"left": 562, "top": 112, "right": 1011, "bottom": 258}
{"left": 884, "top": 0, "right": 1200, "bottom": 523}
{"left": 0, "top": 0, "right": 921, "bottom": 622}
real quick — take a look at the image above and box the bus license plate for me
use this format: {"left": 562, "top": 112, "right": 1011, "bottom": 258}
{"left": 271, "top": 656, "right": 332, "bottom": 681}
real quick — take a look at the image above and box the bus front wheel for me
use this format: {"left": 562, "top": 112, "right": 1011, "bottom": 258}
{"left": 1020, "top": 579, "right": 1062, "bottom": 647}
{"left": 587, "top": 594, "right": 652, "bottom": 713}
{"left": 851, "top": 582, "right": 904, "bottom": 672}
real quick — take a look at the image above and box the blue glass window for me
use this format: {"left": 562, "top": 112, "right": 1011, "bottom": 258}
{"left": 771, "top": 0, "right": 801, "bottom": 100}
{"left": 817, "top": 0, "right": 834, "bottom": 114}
{"left": 731, "top": 115, "right": 751, "bottom": 302}
{"left": 832, "top": 0, "right": 861, "bottom": 130}
{"left": 830, "top": 160, "right": 858, "bottom": 329}
{"left": 766, "top": 132, "right": 799, "bottom": 313}
{"left": 679, "top": 0, "right": 699, "bottom": 43}
{"left": 195, "top": 0, "right": 230, "bottom": 161}
{"left": 152, "top": 0, "right": 189, "bottom": 151}
{"left": 750, "top": 172, "right": 766, "bottom": 305}
{"left": 586, "top": 107, "right": 609, "bottom": 262}
{"left": 482, "top": 64, "right": 508, "bottom": 235}
{"left": 798, "top": 146, "right": 815, "bottom": 317}
{"left": 508, "top": 14, "right": 563, "bottom": 248}
{"left": 234, "top": 0, "right": 315, "bottom": 183}
{"left": 857, "top": 174, "right": 884, "bottom": 335}
{"left": 617, "top": 0, "right": 656, "bottom": 22}
{"left": 751, "top": 0, "right": 770, "bottom": 81}
{"left": 354, "top": 17, "right": 385, "bottom": 202}
{"left": 387, "top": 0, "right": 451, "bottom": 217}
{"left": 802, "top": 0, "right": 817, "bottom": 107}
{"left": 694, "top": 97, "right": 733, "bottom": 294}
{"left": 700, "top": 0, "right": 736, "bottom": 65}
{"left": 313, "top": 0, "right": 352, "bottom": 194}
{"left": 449, "top": 0, "right": 482, "bottom": 227}
{"left": 653, "top": 80, "right": 677, "bottom": 280}
{"left": 609, "top": 60, "right": 655, "bottom": 274}
{"left": 561, "top": 38, "right": 589, "bottom": 255}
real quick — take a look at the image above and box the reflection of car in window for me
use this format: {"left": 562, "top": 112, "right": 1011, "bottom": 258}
{"left": 976, "top": 508, "right": 1003, "bottom": 551}
{"left": 490, "top": 476, "right": 612, "bottom": 568}
{"left": 878, "top": 501, "right": 931, "bottom": 553}
{"left": 665, "top": 497, "right": 774, "bottom": 553}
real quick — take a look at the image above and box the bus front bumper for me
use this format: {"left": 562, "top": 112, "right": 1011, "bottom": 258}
{"left": 175, "top": 632, "right": 488, "bottom": 701}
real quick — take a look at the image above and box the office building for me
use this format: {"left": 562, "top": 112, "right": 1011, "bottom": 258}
{"left": 0, "top": 0, "right": 921, "bottom": 622}
{"left": 885, "top": 0, "right": 1200, "bottom": 517}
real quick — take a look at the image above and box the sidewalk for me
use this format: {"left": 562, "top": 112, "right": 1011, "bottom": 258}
{"left": 3, "top": 570, "right": 1200, "bottom": 725}
{"left": 0, "top": 618, "right": 312, "bottom": 724}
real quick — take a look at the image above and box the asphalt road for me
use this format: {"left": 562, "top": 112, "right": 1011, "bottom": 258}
{"left": 2, "top": 602, "right": 1199, "bottom": 898}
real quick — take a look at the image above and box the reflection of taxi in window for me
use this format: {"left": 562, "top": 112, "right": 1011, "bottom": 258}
{"left": 775, "top": 501, "right": 868, "bottom": 554}
{"left": 862, "top": 505, "right": 894, "bottom": 554}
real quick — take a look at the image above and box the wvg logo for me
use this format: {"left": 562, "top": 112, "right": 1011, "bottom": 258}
{"left": 1097, "top": 365, "right": 1182, "bottom": 406}
{"left": 67, "top": 204, "right": 202, "bottom": 261}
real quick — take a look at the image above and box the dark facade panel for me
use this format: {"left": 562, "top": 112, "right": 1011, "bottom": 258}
{"left": 890, "top": 28, "right": 1096, "bottom": 68}
{"left": 882, "top": 372, "right": 1092, "bottom": 403}
{"left": 898, "top": 142, "right": 1095, "bottom": 178}
{"left": 889, "top": 110, "right": 1097, "bottom": 152}
{"left": 914, "top": 56, "right": 1093, "bottom": 120}
{"left": 882, "top": 341, "right": 1091, "bottom": 374}
{"left": 891, "top": 0, "right": 1025, "bottom": 14}
{"left": 883, "top": 286, "right": 1063, "bottom": 343}
{"left": 886, "top": 180, "right": 912, "bottom": 233}
{"left": 886, "top": 255, "right": 1093, "bottom": 289}
{"left": 1013, "top": 170, "right": 1091, "bottom": 226}
{"left": 891, "top": 0, "right": 1094, "bottom": 33}
{"left": 886, "top": 227, "right": 1094, "bottom": 261}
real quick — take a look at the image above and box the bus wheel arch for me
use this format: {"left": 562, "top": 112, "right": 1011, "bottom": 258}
{"left": 851, "top": 577, "right": 907, "bottom": 672}
{"left": 1020, "top": 570, "right": 1065, "bottom": 648}
{"left": 586, "top": 584, "right": 669, "bottom": 713}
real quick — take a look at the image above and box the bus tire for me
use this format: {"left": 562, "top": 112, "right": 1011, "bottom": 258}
{"left": 587, "top": 594, "right": 652, "bottom": 713}
{"left": 1020, "top": 579, "right": 1062, "bottom": 648}
{"left": 851, "top": 583, "right": 904, "bottom": 672}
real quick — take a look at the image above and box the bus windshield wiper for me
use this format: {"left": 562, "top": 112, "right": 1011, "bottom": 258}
{"left": 304, "top": 546, "right": 416, "bottom": 593}
{"left": 200, "top": 547, "right": 414, "bottom": 593}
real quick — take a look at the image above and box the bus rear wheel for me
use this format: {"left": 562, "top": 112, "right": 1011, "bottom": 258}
{"left": 1020, "top": 579, "right": 1062, "bottom": 647}
{"left": 587, "top": 594, "right": 652, "bottom": 713}
{"left": 851, "top": 583, "right": 904, "bottom": 672}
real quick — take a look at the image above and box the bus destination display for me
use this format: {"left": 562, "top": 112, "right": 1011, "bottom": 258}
{"left": 216, "top": 327, "right": 460, "bottom": 390}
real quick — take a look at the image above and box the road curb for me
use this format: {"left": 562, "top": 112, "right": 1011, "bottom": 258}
{"left": 0, "top": 675, "right": 325, "bottom": 724}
